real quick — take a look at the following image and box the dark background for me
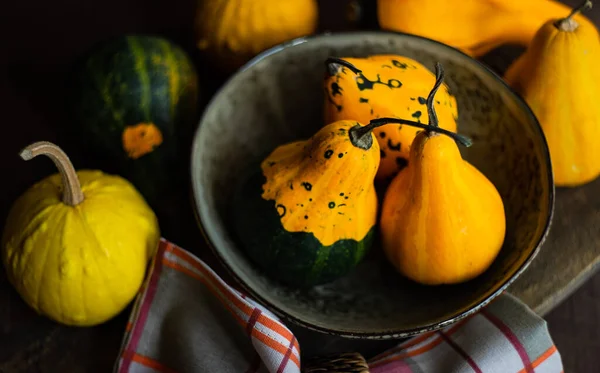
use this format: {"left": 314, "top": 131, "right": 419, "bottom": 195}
{"left": 0, "top": 0, "right": 598, "bottom": 372}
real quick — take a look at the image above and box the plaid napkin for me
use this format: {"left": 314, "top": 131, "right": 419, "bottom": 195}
{"left": 114, "top": 239, "right": 563, "bottom": 373}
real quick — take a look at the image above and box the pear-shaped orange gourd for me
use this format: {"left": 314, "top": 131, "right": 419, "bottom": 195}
{"left": 379, "top": 63, "right": 506, "bottom": 285}
{"left": 504, "top": 0, "right": 600, "bottom": 187}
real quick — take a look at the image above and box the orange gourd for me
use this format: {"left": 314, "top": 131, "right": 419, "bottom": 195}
{"left": 366, "top": 0, "right": 595, "bottom": 57}
{"left": 231, "top": 119, "right": 381, "bottom": 287}
{"left": 324, "top": 56, "right": 458, "bottom": 182}
{"left": 378, "top": 63, "right": 506, "bottom": 285}
{"left": 195, "top": 0, "right": 318, "bottom": 71}
{"left": 504, "top": 0, "right": 600, "bottom": 187}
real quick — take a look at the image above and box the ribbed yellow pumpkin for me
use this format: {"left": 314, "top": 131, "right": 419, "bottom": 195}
{"left": 1, "top": 141, "right": 160, "bottom": 326}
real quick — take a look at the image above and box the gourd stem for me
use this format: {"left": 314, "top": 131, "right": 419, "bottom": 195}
{"left": 368, "top": 118, "right": 472, "bottom": 147}
{"left": 555, "top": 0, "right": 592, "bottom": 30}
{"left": 325, "top": 57, "right": 362, "bottom": 76}
{"left": 349, "top": 62, "right": 472, "bottom": 149}
{"left": 19, "top": 141, "right": 84, "bottom": 206}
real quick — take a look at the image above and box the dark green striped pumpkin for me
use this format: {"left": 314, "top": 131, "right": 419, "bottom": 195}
{"left": 68, "top": 35, "right": 199, "bottom": 203}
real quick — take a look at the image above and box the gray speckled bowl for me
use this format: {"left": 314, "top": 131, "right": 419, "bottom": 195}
{"left": 190, "top": 31, "right": 554, "bottom": 339}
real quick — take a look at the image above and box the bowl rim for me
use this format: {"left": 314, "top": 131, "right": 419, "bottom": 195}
{"left": 190, "top": 30, "right": 556, "bottom": 339}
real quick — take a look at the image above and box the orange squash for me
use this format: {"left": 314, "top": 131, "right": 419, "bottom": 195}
{"left": 504, "top": 0, "right": 600, "bottom": 187}
{"left": 377, "top": 63, "right": 506, "bottom": 285}
{"left": 369, "top": 0, "right": 595, "bottom": 57}
{"left": 324, "top": 55, "right": 458, "bottom": 182}
{"left": 231, "top": 119, "right": 381, "bottom": 288}
{"left": 195, "top": 0, "right": 319, "bottom": 71}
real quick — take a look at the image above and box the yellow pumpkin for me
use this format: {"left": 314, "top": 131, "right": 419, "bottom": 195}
{"left": 1, "top": 141, "right": 160, "bottom": 326}
{"left": 504, "top": 0, "right": 600, "bottom": 187}
{"left": 324, "top": 55, "right": 458, "bottom": 181}
{"left": 378, "top": 63, "right": 506, "bottom": 285}
{"left": 195, "top": 0, "right": 319, "bottom": 71}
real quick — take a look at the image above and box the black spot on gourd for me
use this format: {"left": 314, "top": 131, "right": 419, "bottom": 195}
{"left": 379, "top": 132, "right": 386, "bottom": 139}
{"left": 410, "top": 97, "right": 415, "bottom": 101}
{"left": 304, "top": 215, "right": 308, "bottom": 219}
{"left": 324, "top": 150, "right": 334, "bottom": 159}
{"left": 309, "top": 198, "right": 313, "bottom": 202}
{"left": 359, "top": 97, "right": 369, "bottom": 103}
{"left": 340, "top": 193, "right": 344, "bottom": 196}
{"left": 387, "top": 139, "right": 401, "bottom": 151}
{"left": 328, "top": 202, "right": 336, "bottom": 209}
{"left": 396, "top": 157, "right": 408, "bottom": 170}
{"left": 412, "top": 111, "right": 422, "bottom": 119}
{"left": 345, "top": 196, "right": 349, "bottom": 200}
{"left": 418, "top": 97, "right": 427, "bottom": 105}
{"left": 380, "top": 150, "right": 386, "bottom": 158}
{"left": 331, "top": 82, "right": 343, "bottom": 96}
{"left": 276, "top": 204, "right": 286, "bottom": 217}
{"left": 338, "top": 204, "right": 347, "bottom": 207}
{"left": 268, "top": 161, "right": 276, "bottom": 166}
{"left": 356, "top": 73, "right": 402, "bottom": 91}
{"left": 338, "top": 153, "right": 344, "bottom": 158}
{"left": 392, "top": 60, "right": 408, "bottom": 69}
{"left": 301, "top": 182, "right": 312, "bottom": 191}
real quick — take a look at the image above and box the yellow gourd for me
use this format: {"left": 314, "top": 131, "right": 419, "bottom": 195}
{"left": 379, "top": 63, "right": 506, "bottom": 285}
{"left": 195, "top": 0, "right": 319, "bottom": 71}
{"left": 371, "top": 0, "right": 595, "bottom": 57}
{"left": 505, "top": 0, "right": 600, "bottom": 187}
{"left": 1, "top": 141, "right": 160, "bottom": 326}
{"left": 324, "top": 56, "right": 458, "bottom": 182}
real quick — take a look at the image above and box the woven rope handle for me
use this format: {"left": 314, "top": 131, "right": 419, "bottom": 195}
{"left": 302, "top": 352, "right": 369, "bottom": 373}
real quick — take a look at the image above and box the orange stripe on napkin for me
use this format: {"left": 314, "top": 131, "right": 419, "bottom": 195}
{"left": 251, "top": 329, "right": 301, "bottom": 368}
{"left": 517, "top": 345, "right": 557, "bottom": 373}
{"left": 132, "top": 353, "right": 178, "bottom": 373}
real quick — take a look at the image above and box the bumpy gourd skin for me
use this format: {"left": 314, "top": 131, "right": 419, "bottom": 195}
{"left": 232, "top": 120, "right": 379, "bottom": 288}
{"left": 505, "top": 15, "right": 600, "bottom": 187}
{"left": 324, "top": 55, "right": 458, "bottom": 181}
{"left": 1, "top": 171, "right": 160, "bottom": 326}
{"left": 380, "top": 132, "right": 506, "bottom": 285}
{"left": 376, "top": 0, "right": 595, "bottom": 57}
{"left": 195, "top": 0, "right": 318, "bottom": 71}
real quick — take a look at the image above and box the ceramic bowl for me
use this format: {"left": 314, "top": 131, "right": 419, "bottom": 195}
{"left": 190, "top": 31, "right": 554, "bottom": 339}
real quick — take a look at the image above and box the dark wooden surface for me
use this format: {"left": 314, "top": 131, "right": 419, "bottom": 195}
{"left": 0, "top": 1, "right": 599, "bottom": 372}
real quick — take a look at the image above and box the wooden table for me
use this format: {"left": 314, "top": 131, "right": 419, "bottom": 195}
{"left": 1, "top": 0, "right": 599, "bottom": 371}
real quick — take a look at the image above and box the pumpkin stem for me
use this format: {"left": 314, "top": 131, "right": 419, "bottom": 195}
{"left": 555, "top": 0, "right": 592, "bottom": 31}
{"left": 19, "top": 141, "right": 84, "bottom": 206}
{"left": 325, "top": 57, "right": 362, "bottom": 76}
{"left": 426, "top": 62, "right": 444, "bottom": 128}
{"left": 349, "top": 62, "right": 472, "bottom": 149}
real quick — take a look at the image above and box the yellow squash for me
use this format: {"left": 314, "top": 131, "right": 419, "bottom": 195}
{"left": 324, "top": 55, "right": 458, "bottom": 181}
{"left": 505, "top": 0, "right": 600, "bottom": 187}
{"left": 1, "top": 141, "right": 160, "bottom": 326}
{"left": 373, "top": 0, "right": 595, "bottom": 57}
{"left": 378, "top": 63, "right": 506, "bottom": 285}
{"left": 195, "top": 0, "right": 318, "bottom": 71}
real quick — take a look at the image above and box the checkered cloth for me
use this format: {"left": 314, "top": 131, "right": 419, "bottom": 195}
{"left": 114, "top": 239, "right": 563, "bottom": 373}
